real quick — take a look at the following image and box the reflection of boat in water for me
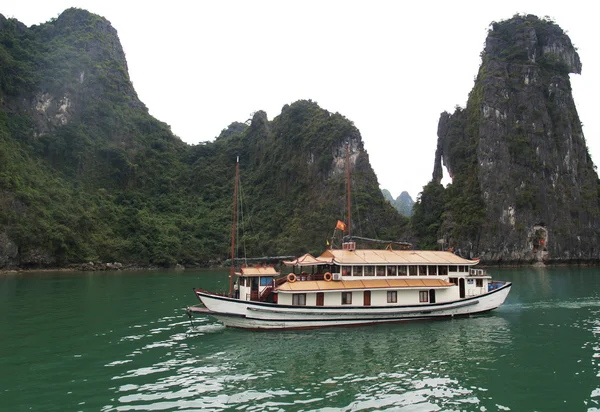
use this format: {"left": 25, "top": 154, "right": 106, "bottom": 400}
{"left": 188, "top": 152, "right": 511, "bottom": 330}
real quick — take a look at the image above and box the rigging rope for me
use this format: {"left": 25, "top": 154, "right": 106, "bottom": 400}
{"left": 344, "top": 235, "right": 412, "bottom": 248}
{"left": 237, "top": 175, "right": 248, "bottom": 267}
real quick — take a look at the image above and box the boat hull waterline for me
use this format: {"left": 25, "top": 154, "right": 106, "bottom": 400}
{"left": 190, "top": 282, "right": 512, "bottom": 330}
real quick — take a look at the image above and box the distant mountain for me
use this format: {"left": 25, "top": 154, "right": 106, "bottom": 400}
{"left": 381, "top": 190, "right": 414, "bottom": 216}
{"left": 381, "top": 189, "right": 394, "bottom": 203}
{"left": 396, "top": 192, "right": 415, "bottom": 216}
{"left": 0, "top": 9, "right": 408, "bottom": 268}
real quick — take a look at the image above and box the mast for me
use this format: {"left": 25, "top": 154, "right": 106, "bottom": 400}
{"left": 229, "top": 156, "right": 239, "bottom": 297}
{"left": 346, "top": 143, "right": 351, "bottom": 237}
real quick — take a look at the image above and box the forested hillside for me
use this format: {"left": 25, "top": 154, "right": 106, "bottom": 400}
{"left": 0, "top": 9, "right": 407, "bottom": 269}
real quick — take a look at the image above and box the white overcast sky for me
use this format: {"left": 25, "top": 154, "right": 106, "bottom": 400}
{"left": 2, "top": 1, "right": 598, "bottom": 200}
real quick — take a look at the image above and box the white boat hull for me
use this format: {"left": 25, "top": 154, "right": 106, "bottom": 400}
{"left": 191, "top": 282, "right": 512, "bottom": 330}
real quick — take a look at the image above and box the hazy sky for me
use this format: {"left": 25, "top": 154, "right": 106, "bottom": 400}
{"left": 2, "top": 1, "right": 598, "bottom": 200}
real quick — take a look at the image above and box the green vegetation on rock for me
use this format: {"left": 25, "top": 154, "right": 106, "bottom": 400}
{"left": 0, "top": 9, "right": 407, "bottom": 268}
{"left": 414, "top": 14, "right": 600, "bottom": 263}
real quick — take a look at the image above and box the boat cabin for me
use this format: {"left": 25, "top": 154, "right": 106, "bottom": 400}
{"left": 231, "top": 248, "right": 493, "bottom": 309}
{"left": 277, "top": 248, "right": 492, "bottom": 307}
{"left": 235, "top": 266, "right": 279, "bottom": 302}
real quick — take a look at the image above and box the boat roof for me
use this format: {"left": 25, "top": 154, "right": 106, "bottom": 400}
{"left": 276, "top": 278, "right": 453, "bottom": 292}
{"left": 282, "top": 253, "right": 322, "bottom": 266}
{"left": 239, "top": 266, "right": 279, "bottom": 277}
{"left": 316, "top": 249, "right": 479, "bottom": 266}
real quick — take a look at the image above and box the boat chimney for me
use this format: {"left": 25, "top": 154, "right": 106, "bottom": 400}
{"left": 342, "top": 242, "right": 356, "bottom": 251}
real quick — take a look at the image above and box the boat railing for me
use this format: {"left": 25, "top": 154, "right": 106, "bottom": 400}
{"left": 275, "top": 276, "right": 289, "bottom": 286}
{"left": 195, "top": 288, "right": 229, "bottom": 297}
{"left": 259, "top": 285, "right": 274, "bottom": 301}
{"left": 281, "top": 273, "right": 325, "bottom": 282}
{"left": 488, "top": 281, "right": 506, "bottom": 291}
{"left": 297, "top": 273, "right": 320, "bottom": 281}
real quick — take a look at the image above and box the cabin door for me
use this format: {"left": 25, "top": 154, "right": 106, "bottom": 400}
{"left": 316, "top": 292, "right": 324, "bottom": 306}
{"left": 429, "top": 289, "right": 436, "bottom": 303}
{"left": 251, "top": 277, "right": 259, "bottom": 301}
{"left": 459, "top": 278, "right": 465, "bottom": 298}
{"left": 364, "top": 291, "right": 371, "bottom": 306}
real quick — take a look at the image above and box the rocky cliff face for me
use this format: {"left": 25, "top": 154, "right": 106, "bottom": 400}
{"left": 0, "top": 9, "right": 161, "bottom": 267}
{"left": 0, "top": 9, "right": 406, "bottom": 269}
{"left": 431, "top": 15, "right": 600, "bottom": 264}
{"left": 1, "top": 9, "right": 144, "bottom": 138}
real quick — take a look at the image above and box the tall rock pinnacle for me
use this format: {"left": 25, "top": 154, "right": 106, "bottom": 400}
{"left": 430, "top": 14, "right": 599, "bottom": 263}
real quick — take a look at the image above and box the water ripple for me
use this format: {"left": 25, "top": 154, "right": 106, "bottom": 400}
{"left": 100, "top": 314, "right": 515, "bottom": 411}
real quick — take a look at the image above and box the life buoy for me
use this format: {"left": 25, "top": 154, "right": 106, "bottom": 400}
{"left": 287, "top": 273, "right": 297, "bottom": 283}
{"left": 324, "top": 272, "right": 332, "bottom": 282}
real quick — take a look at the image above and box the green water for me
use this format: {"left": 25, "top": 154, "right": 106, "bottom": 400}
{"left": 1, "top": 267, "right": 600, "bottom": 411}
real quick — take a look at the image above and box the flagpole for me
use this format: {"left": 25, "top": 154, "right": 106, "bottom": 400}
{"left": 346, "top": 143, "right": 351, "bottom": 238}
{"left": 229, "top": 156, "right": 239, "bottom": 298}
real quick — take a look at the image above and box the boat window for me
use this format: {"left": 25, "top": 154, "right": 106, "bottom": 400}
{"left": 449, "top": 277, "right": 458, "bottom": 285}
{"left": 460, "top": 266, "right": 467, "bottom": 272}
{"left": 409, "top": 266, "right": 417, "bottom": 276}
{"left": 376, "top": 266, "right": 386, "bottom": 276}
{"left": 292, "top": 294, "right": 306, "bottom": 306}
{"left": 342, "top": 266, "right": 351, "bottom": 276}
{"left": 364, "top": 266, "right": 375, "bottom": 276}
{"left": 419, "top": 291, "right": 429, "bottom": 302}
{"left": 438, "top": 266, "right": 448, "bottom": 276}
{"left": 387, "top": 266, "right": 397, "bottom": 276}
{"left": 398, "top": 266, "right": 408, "bottom": 276}
{"left": 387, "top": 291, "right": 397, "bottom": 303}
{"left": 342, "top": 292, "right": 352, "bottom": 305}
{"left": 476, "top": 279, "right": 483, "bottom": 287}
{"left": 353, "top": 266, "right": 363, "bottom": 276}
{"left": 428, "top": 266, "right": 437, "bottom": 276}
{"left": 449, "top": 265, "right": 457, "bottom": 272}
{"left": 260, "top": 277, "right": 273, "bottom": 286}
{"left": 419, "top": 266, "right": 427, "bottom": 276}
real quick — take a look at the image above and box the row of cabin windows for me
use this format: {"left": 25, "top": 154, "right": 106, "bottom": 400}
{"left": 291, "top": 290, "right": 431, "bottom": 306}
{"left": 340, "top": 265, "right": 468, "bottom": 277}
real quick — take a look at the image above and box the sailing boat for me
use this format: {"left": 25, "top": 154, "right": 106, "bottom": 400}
{"left": 188, "top": 149, "right": 511, "bottom": 330}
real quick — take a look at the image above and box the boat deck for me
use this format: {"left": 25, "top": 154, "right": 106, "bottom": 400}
{"left": 277, "top": 278, "right": 453, "bottom": 292}
{"left": 187, "top": 305, "right": 211, "bottom": 315}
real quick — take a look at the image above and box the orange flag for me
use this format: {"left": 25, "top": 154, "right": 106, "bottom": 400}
{"left": 336, "top": 220, "right": 346, "bottom": 231}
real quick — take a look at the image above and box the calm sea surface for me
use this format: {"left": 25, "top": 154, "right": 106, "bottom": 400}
{"left": 2, "top": 267, "right": 600, "bottom": 411}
